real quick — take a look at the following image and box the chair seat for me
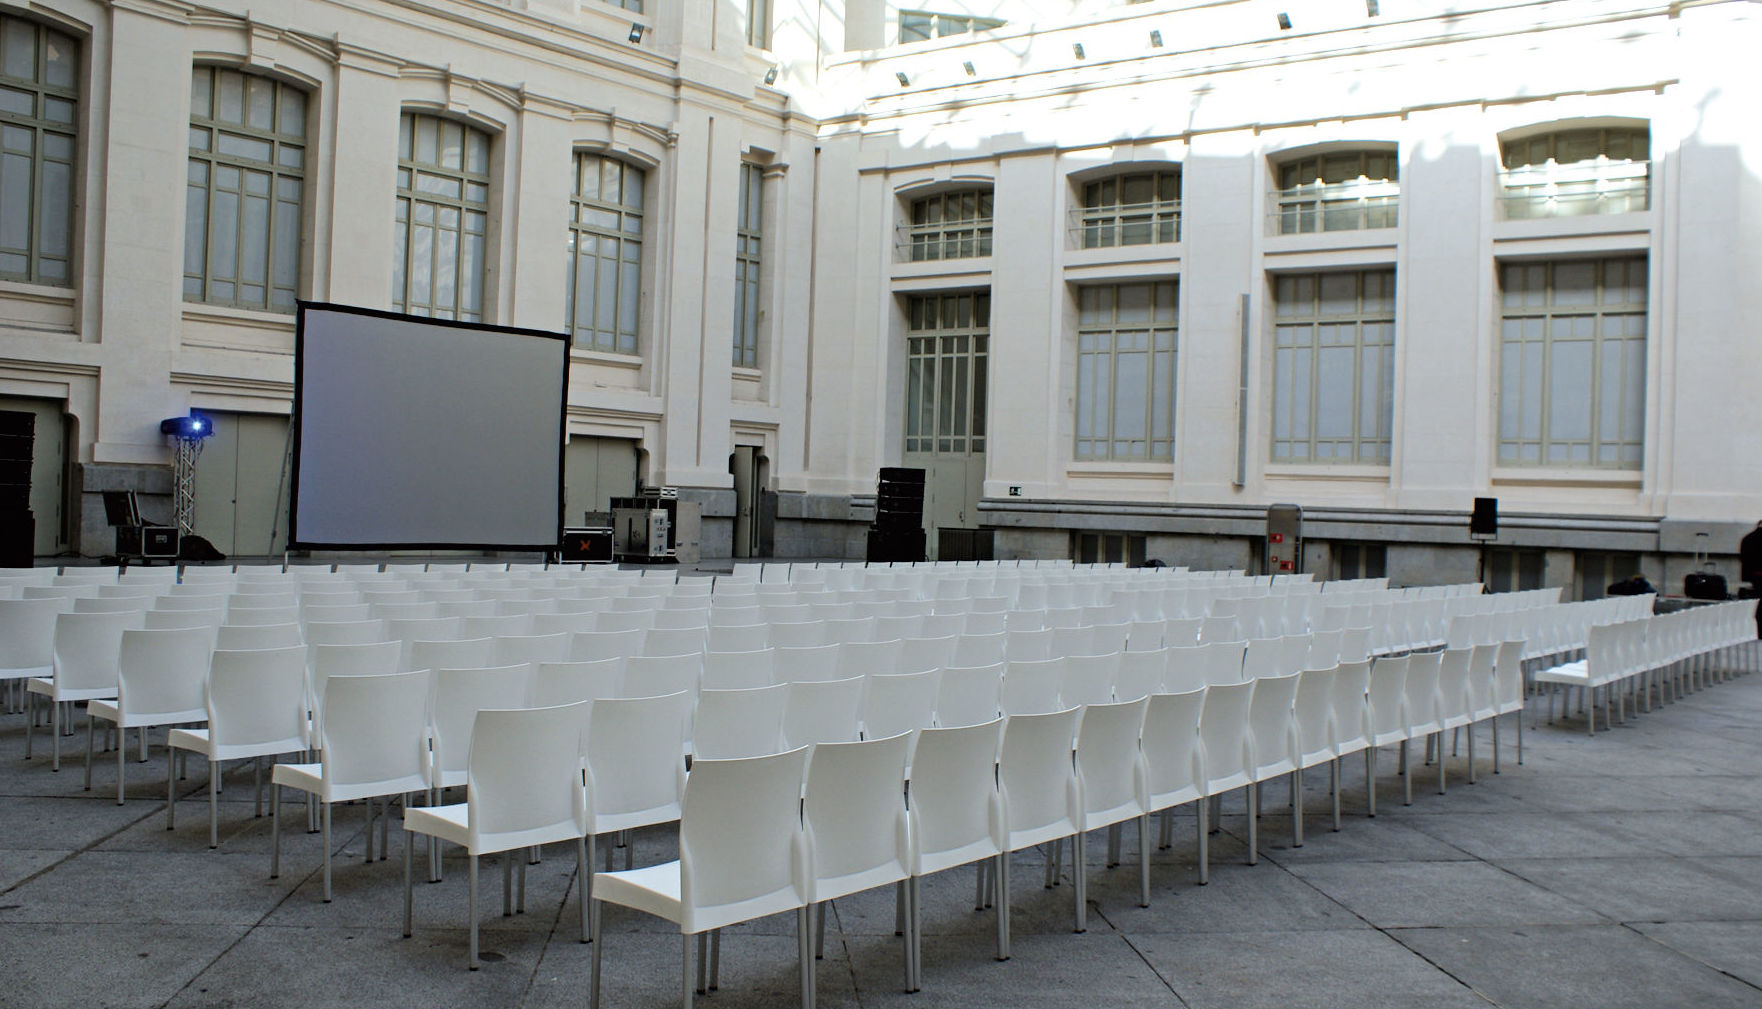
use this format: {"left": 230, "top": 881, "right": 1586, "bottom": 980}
{"left": 403, "top": 802, "right": 472, "bottom": 848}
{"left": 167, "top": 727, "right": 308, "bottom": 763}
{"left": 593, "top": 862, "right": 685, "bottom": 925}
{"left": 271, "top": 761, "right": 429, "bottom": 805}
{"left": 1, "top": 663, "right": 52, "bottom": 680}
{"left": 1534, "top": 661, "right": 1588, "bottom": 686}
{"left": 912, "top": 836, "right": 999, "bottom": 878}
{"left": 26, "top": 676, "right": 115, "bottom": 703}
{"left": 87, "top": 699, "right": 206, "bottom": 730}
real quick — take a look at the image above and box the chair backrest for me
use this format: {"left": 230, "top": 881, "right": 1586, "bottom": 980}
{"left": 1163, "top": 616, "right": 1204, "bottom": 647}
{"left": 431, "top": 664, "right": 535, "bottom": 784}
{"left": 899, "top": 633, "right": 958, "bottom": 673}
{"left": 622, "top": 651, "right": 703, "bottom": 698}
{"left": 783, "top": 675, "right": 866, "bottom": 749}
{"left": 302, "top": 602, "right": 375, "bottom": 624}
{"left": 215, "top": 622, "right": 303, "bottom": 651}
{"left": 952, "top": 630, "right": 1006, "bottom": 667}
{"left": 1367, "top": 654, "right": 1410, "bottom": 741}
{"left": 862, "top": 668, "right": 939, "bottom": 740}
{"left": 225, "top": 604, "right": 301, "bottom": 626}
{"left": 75, "top": 594, "right": 155, "bottom": 613}
{"left": 205, "top": 645, "right": 309, "bottom": 758}
{"left": 594, "top": 608, "right": 657, "bottom": 633}
{"left": 907, "top": 720, "right": 1002, "bottom": 875}
{"left": 1004, "top": 627, "right": 1055, "bottom": 662}
{"left": 873, "top": 614, "right": 925, "bottom": 641}
{"left": 465, "top": 701, "right": 590, "bottom": 852}
{"left": 318, "top": 670, "right": 432, "bottom": 800}
{"left": 462, "top": 613, "right": 535, "bottom": 639}
{"left": 1329, "top": 659, "right": 1373, "bottom": 754}
{"left": 310, "top": 640, "right": 403, "bottom": 726}
{"left": 1339, "top": 625, "right": 1371, "bottom": 664}
{"left": 1199, "top": 640, "right": 1248, "bottom": 684}
{"left": 530, "top": 657, "right": 625, "bottom": 707}
{"left": 701, "top": 648, "right": 776, "bottom": 690}
{"left": 570, "top": 626, "right": 646, "bottom": 662}
{"left": 706, "top": 622, "right": 769, "bottom": 653}
{"left": 1114, "top": 647, "right": 1169, "bottom": 701}
{"left": 1403, "top": 651, "right": 1444, "bottom": 733}
{"left": 303, "top": 619, "right": 387, "bottom": 649}
{"left": 767, "top": 620, "right": 828, "bottom": 649}
{"left": 116, "top": 626, "right": 214, "bottom": 721}
{"left": 0, "top": 596, "right": 74, "bottom": 671}
{"left": 1001, "top": 657, "right": 1065, "bottom": 715}
{"left": 1241, "top": 637, "right": 1287, "bottom": 680}
{"left": 530, "top": 611, "right": 601, "bottom": 637}
{"left": 586, "top": 690, "right": 691, "bottom": 830}
{"left": 935, "top": 662, "right": 1003, "bottom": 726}
{"left": 643, "top": 625, "right": 708, "bottom": 658}
{"left": 1076, "top": 697, "right": 1149, "bottom": 822}
{"left": 1059, "top": 651, "right": 1121, "bottom": 707}
{"left": 1466, "top": 642, "right": 1499, "bottom": 716}
{"left": 804, "top": 733, "right": 912, "bottom": 901}
{"left": 1493, "top": 639, "right": 1526, "bottom": 710}
{"left": 1197, "top": 679, "right": 1255, "bottom": 789}
{"left": 1247, "top": 672, "right": 1300, "bottom": 775}
{"left": 407, "top": 636, "right": 496, "bottom": 674}
{"left": 53, "top": 609, "right": 145, "bottom": 692}
{"left": 838, "top": 637, "right": 903, "bottom": 680}
{"left": 998, "top": 707, "right": 1082, "bottom": 843}
{"left": 1435, "top": 647, "right": 1473, "bottom": 725}
{"left": 151, "top": 592, "right": 228, "bottom": 612}
{"left": 693, "top": 683, "right": 789, "bottom": 760}
{"left": 1142, "top": 688, "right": 1206, "bottom": 806}
{"left": 492, "top": 631, "right": 571, "bottom": 671}
{"left": 1293, "top": 665, "right": 1337, "bottom": 765}
{"left": 678, "top": 747, "right": 810, "bottom": 933}
{"left": 1306, "top": 628, "right": 1344, "bottom": 669}
{"left": 771, "top": 641, "right": 843, "bottom": 684}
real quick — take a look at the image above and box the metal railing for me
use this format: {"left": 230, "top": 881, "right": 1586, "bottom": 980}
{"left": 1069, "top": 200, "right": 1182, "bottom": 249}
{"left": 896, "top": 220, "right": 994, "bottom": 263}
{"left": 1500, "top": 160, "right": 1649, "bottom": 219}
{"left": 1268, "top": 180, "right": 1400, "bottom": 235}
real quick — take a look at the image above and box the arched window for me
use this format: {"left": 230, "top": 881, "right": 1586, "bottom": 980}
{"left": 0, "top": 15, "right": 79, "bottom": 286}
{"left": 1076, "top": 169, "right": 1179, "bottom": 249}
{"left": 393, "top": 112, "right": 490, "bottom": 322}
{"left": 1500, "top": 125, "right": 1648, "bottom": 219}
{"left": 566, "top": 153, "right": 644, "bottom": 354}
{"left": 904, "top": 187, "right": 992, "bottom": 262}
{"left": 1270, "top": 149, "right": 1398, "bottom": 235}
{"left": 184, "top": 66, "right": 307, "bottom": 313}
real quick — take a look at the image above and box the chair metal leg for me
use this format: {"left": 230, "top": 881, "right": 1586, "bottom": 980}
{"left": 1438, "top": 733, "right": 1446, "bottom": 796}
{"left": 681, "top": 931, "right": 694, "bottom": 1009}
{"left": 995, "top": 852, "right": 1011, "bottom": 960}
{"left": 1073, "top": 832, "right": 1087, "bottom": 933}
{"left": 710, "top": 928, "right": 721, "bottom": 990}
{"left": 798, "top": 905, "right": 815, "bottom": 1009}
{"left": 1330, "top": 759, "right": 1341, "bottom": 831}
{"left": 816, "top": 899, "right": 827, "bottom": 959}
{"left": 1402, "top": 741, "right": 1413, "bottom": 806}
{"left": 907, "top": 875, "right": 922, "bottom": 992}
{"left": 577, "top": 836, "right": 591, "bottom": 943}
{"left": 696, "top": 932, "right": 709, "bottom": 994}
{"left": 1137, "top": 814, "right": 1150, "bottom": 908}
{"left": 166, "top": 752, "right": 177, "bottom": 831}
{"left": 365, "top": 796, "right": 376, "bottom": 863}
{"left": 468, "top": 853, "right": 480, "bottom": 970}
{"left": 1366, "top": 747, "right": 1377, "bottom": 817}
{"left": 321, "top": 802, "right": 333, "bottom": 902}
{"left": 1291, "top": 769, "right": 1303, "bottom": 848}
{"left": 1246, "top": 783, "right": 1258, "bottom": 865}
{"left": 503, "top": 853, "right": 514, "bottom": 917}
{"left": 1196, "top": 796, "right": 1209, "bottom": 885}
{"left": 270, "top": 783, "right": 281, "bottom": 878}
{"left": 1492, "top": 716, "right": 1501, "bottom": 774}
{"left": 1467, "top": 724, "right": 1477, "bottom": 784}
{"left": 589, "top": 900, "right": 604, "bottom": 1009}
{"left": 973, "top": 860, "right": 986, "bottom": 911}
{"left": 402, "top": 827, "right": 414, "bottom": 939}
{"left": 116, "top": 723, "right": 127, "bottom": 803}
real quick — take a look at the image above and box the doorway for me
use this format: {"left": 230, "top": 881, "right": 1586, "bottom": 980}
{"left": 731, "top": 445, "right": 769, "bottom": 559}
{"left": 191, "top": 411, "right": 292, "bottom": 558}
{"left": 901, "top": 291, "right": 988, "bottom": 560}
{"left": 0, "top": 397, "right": 69, "bottom": 556}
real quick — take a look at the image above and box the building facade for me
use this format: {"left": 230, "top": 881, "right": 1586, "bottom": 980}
{"left": 1, "top": 0, "right": 1758, "bottom": 596}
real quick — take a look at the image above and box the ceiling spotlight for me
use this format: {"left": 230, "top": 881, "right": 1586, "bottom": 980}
{"left": 1072, "top": 42, "right": 1085, "bottom": 59}
{"left": 763, "top": 66, "right": 778, "bottom": 85}
{"left": 895, "top": 71, "right": 910, "bottom": 87}
{"left": 1149, "top": 30, "right": 1163, "bottom": 47}
{"left": 628, "top": 22, "right": 645, "bottom": 42}
{"left": 1366, "top": 0, "right": 1379, "bottom": 14}
{"left": 1276, "top": 12, "right": 1292, "bottom": 29}
{"left": 962, "top": 61, "right": 975, "bottom": 76}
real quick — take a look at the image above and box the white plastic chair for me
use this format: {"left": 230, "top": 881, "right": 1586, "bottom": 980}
{"left": 307, "top": 640, "right": 402, "bottom": 746}
{"left": 1328, "top": 659, "right": 1374, "bottom": 825}
{"left": 1195, "top": 679, "right": 1255, "bottom": 883}
{"left": 85, "top": 626, "right": 213, "bottom": 802}
{"left": 706, "top": 622, "right": 769, "bottom": 653}
{"left": 1142, "top": 688, "right": 1207, "bottom": 878}
{"left": 407, "top": 636, "right": 496, "bottom": 674}
{"left": 215, "top": 622, "right": 303, "bottom": 650}
{"left": 303, "top": 618, "right": 388, "bottom": 649}
{"left": 936, "top": 663, "right": 1002, "bottom": 726}
{"left": 701, "top": 648, "right": 776, "bottom": 690}
{"left": 402, "top": 701, "right": 591, "bottom": 969}
{"left": 1001, "top": 658, "right": 1064, "bottom": 715}
{"left": 783, "top": 675, "right": 866, "bottom": 749}
{"left": 995, "top": 707, "right": 1084, "bottom": 958}
{"left": 769, "top": 620, "right": 828, "bottom": 649}
{"left": 803, "top": 734, "right": 913, "bottom": 991}
{"left": 1291, "top": 665, "right": 1338, "bottom": 837}
{"left": 570, "top": 627, "right": 647, "bottom": 662}
{"left": 1491, "top": 638, "right": 1527, "bottom": 770}
{"left": 773, "top": 642, "right": 845, "bottom": 684}
{"left": 952, "top": 631, "right": 1006, "bottom": 667}
{"left": 1402, "top": 651, "right": 1445, "bottom": 804}
{"left": 693, "top": 684, "right": 788, "bottom": 760}
{"left": 429, "top": 664, "right": 534, "bottom": 792}
{"left": 644, "top": 625, "right": 709, "bottom": 658}
{"left": 1059, "top": 651, "right": 1120, "bottom": 707}
{"left": 1074, "top": 697, "right": 1151, "bottom": 922}
{"left": 863, "top": 669, "right": 940, "bottom": 741}
{"left": 25, "top": 609, "right": 145, "bottom": 770}
{"left": 167, "top": 645, "right": 309, "bottom": 847}
{"left": 1246, "top": 672, "right": 1301, "bottom": 850}
{"left": 899, "top": 634, "right": 958, "bottom": 673}
{"left": 530, "top": 657, "right": 626, "bottom": 707}
{"left": 589, "top": 747, "right": 813, "bottom": 1009}
{"left": 905, "top": 720, "right": 1004, "bottom": 988}
{"left": 1199, "top": 640, "right": 1248, "bottom": 684}
{"left": 622, "top": 652, "right": 702, "bottom": 699}
{"left": 1114, "top": 647, "right": 1169, "bottom": 701}
{"left": 1435, "top": 647, "right": 1475, "bottom": 791}
{"left": 1364, "top": 655, "right": 1409, "bottom": 817}
{"left": 838, "top": 637, "right": 903, "bottom": 680}
{"left": 271, "top": 669, "right": 434, "bottom": 901}
{"left": 0, "top": 596, "right": 70, "bottom": 713}
{"left": 585, "top": 690, "right": 691, "bottom": 872}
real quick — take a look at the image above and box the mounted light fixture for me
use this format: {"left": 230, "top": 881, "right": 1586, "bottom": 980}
{"left": 1276, "top": 12, "right": 1292, "bottom": 29}
{"left": 896, "top": 71, "right": 910, "bottom": 86}
{"left": 628, "top": 22, "right": 646, "bottom": 43}
{"left": 1149, "top": 30, "right": 1163, "bottom": 47}
{"left": 1366, "top": 0, "right": 1380, "bottom": 14}
{"left": 1071, "top": 42, "right": 1085, "bottom": 59}
{"left": 962, "top": 61, "right": 976, "bottom": 76}
{"left": 763, "top": 65, "right": 779, "bottom": 85}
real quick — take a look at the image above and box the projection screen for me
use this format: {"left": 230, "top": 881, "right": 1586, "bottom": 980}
{"left": 291, "top": 303, "right": 568, "bottom": 550}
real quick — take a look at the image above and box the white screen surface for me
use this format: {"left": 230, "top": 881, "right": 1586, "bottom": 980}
{"left": 293, "top": 305, "right": 567, "bottom": 549}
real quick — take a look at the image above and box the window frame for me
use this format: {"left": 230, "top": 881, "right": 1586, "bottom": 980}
{"left": 1499, "top": 125, "right": 1650, "bottom": 219}
{"left": 566, "top": 151, "right": 645, "bottom": 356}
{"left": 904, "top": 188, "right": 993, "bottom": 262}
{"left": 898, "top": 10, "right": 1006, "bottom": 44}
{"left": 1076, "top": 169, "right": 1181, "bottom": 249}
{"left": 392, "top": 112, "right": 492, "bottom": 323}
{"left": 904, "top": 291, "right": 989, "bottom": 457}
{"left": 1073, "top": 280, "right": 1178, "bottom": 462}
{"left": 183, "top": 65, "right": 307, "bottom": 314}
{"left": 0, "top": 14, "right": 79, "bottom": 287}
{"left": 1496, "top": 257, "right": 1647, "bottom": 469}
{"left": 1269, "top": 269, "right": 1397, "bottom": 465}
{"left": 1270, "top": 148, "right": 1399, "bottom": 235}
{"left": 733, "top": 162, "right": 763, "bottom": 369}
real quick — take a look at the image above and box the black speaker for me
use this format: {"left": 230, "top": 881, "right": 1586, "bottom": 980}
{"left": 1470, "top": 497, "right": 1498, "bottom": 537}
{"left": 0, "top": 509, "right": 31, "bottom": 567}
{"left": 561, "top": 527, "right": 615, "bottom": 563}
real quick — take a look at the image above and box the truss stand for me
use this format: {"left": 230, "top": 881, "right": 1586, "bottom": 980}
{"left": 161, "top": 415, "right": 214, "bottom": 540}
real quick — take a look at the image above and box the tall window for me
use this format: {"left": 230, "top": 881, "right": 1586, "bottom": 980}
{"left": 1079, "top": 170, "right": 1180, "bottom": 248}
{"left": 1272, "top": 149, "right": 1398, "bottom": 235}
{"left": 1075, "top": 281, "right": 1177, "bottom": 461}
{"left": 899, "top": 10, "right": 1005, "bottom": 43}
{"left": 905, "top": 292, "right": 988, "bottom": 456}
{"left": 566, "top": 153, "right": 643, "bottom": 354}
{"left": 1501, "top": 127, "right": 1649, "bottom": 219}
{"left": 393, "top": 113, "right": 489, "bottom": 322}
{"left": 747, "top": 0, "right": 769, "bottom": 47}
{"left": 733, "top": 162, "right": 763, "bottom": 368}
{"left": 1498, "top": 258, "right": 1646, "bottom": 468}
{"left": 184, "top": 67, "right": 305, "bottom": 313}
{"left": 905, "top": 189, "right": 992, "bottom": 262}
{"left": 1270, "top": 270, "right": 1395, "bottom": 464}
{"left": 0, "top": 15, "right": 77, "bottom": 286}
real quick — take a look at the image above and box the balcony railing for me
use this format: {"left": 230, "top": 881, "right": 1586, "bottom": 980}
{"left": 1500, "top": 159, "right": 1649, "bottom": 219}
{"left": 1268, "top": 179, "right": 1400, "bottom": 235}
{"left": 897, "top": 220, "right": 994, "bottom": 263}
{"left": 1068, "top": 200, "right": 1182, "bottom": 250}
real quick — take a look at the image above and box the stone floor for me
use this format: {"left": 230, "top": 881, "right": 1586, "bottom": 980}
{"left": 2, "top": 661, "right": 1760, "bottom": 1009}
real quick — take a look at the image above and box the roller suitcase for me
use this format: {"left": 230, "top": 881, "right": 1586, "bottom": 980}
{"left": 1684, "top": 532, "right": 1729, "bottom": 600}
